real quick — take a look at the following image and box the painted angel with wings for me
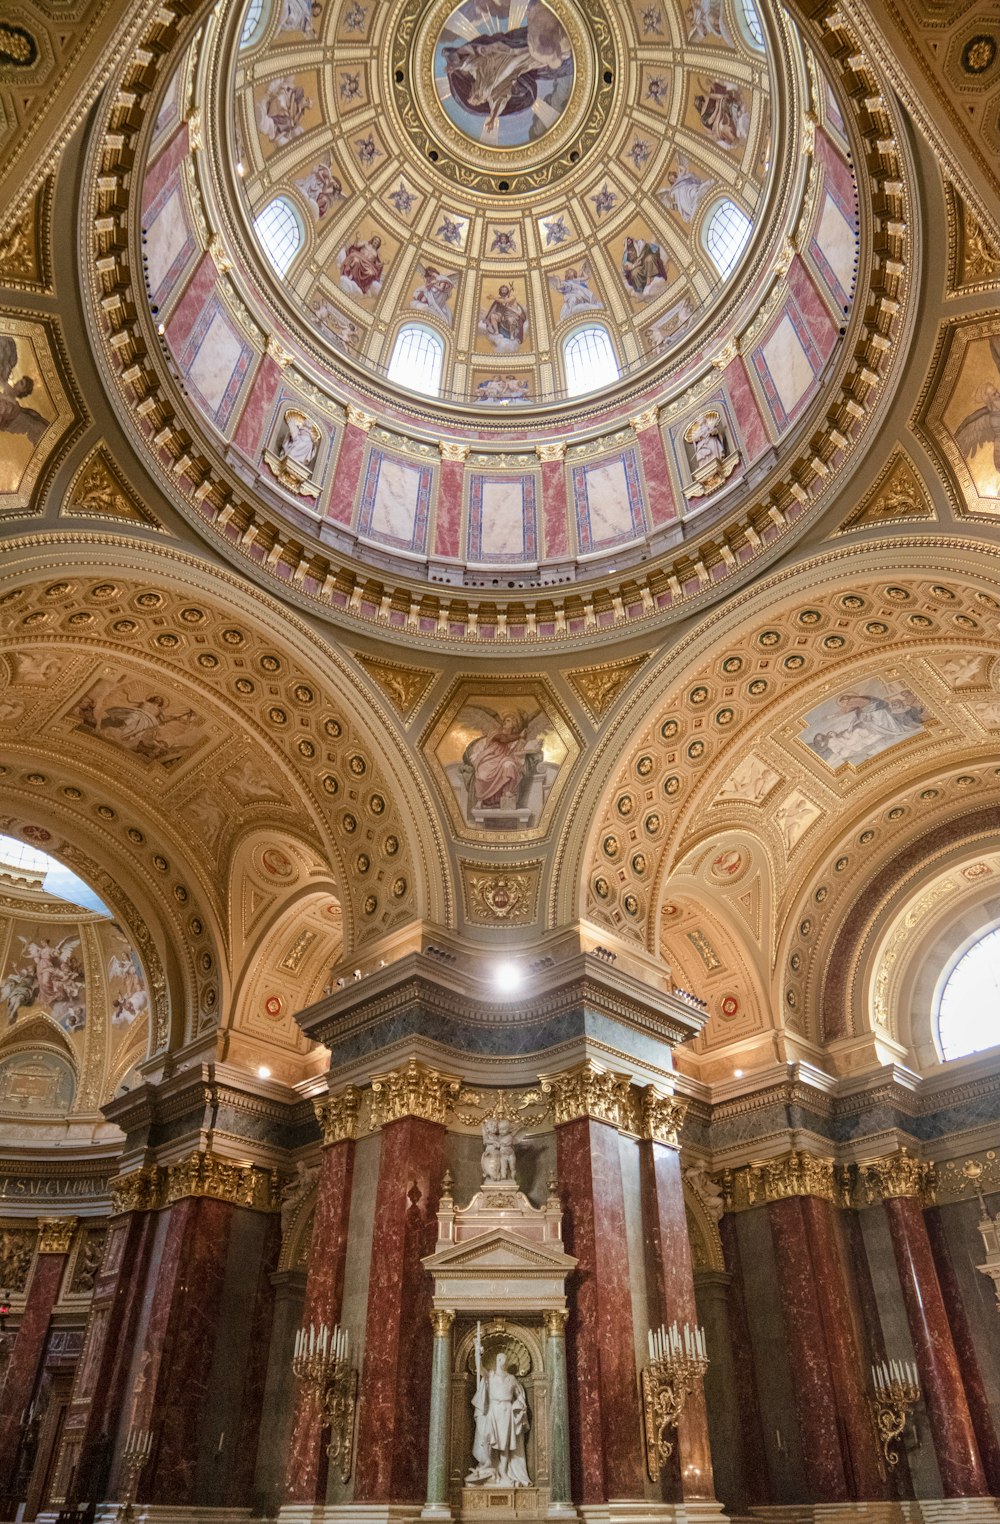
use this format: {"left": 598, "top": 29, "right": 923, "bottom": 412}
{"left": 411, "top": 264, "right": 459, "bottom": 325}
{"left": 548, "top": 260, "right": 599, "bottom": 322}
{"left": 0, "top": 335, "right": 51, "bottom": 446}
{"left": 954, "top": 336, "right": 1000, "bottom": 477}
{"left": 459, "top": 705, "right": 548, "bottom": 811}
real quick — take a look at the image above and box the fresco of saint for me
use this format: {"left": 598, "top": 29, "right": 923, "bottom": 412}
{"left": 435, "top": 0, "right": 573, "bottom": 146}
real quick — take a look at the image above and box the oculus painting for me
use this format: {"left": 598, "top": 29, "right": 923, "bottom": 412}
{"left": 434, "top": 0, "right": 574, "bottom": 146}
{"left": 798, "top": 679, "right": 933, "bottom": 769}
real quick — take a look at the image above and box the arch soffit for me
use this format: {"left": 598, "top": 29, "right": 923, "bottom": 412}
{"left": 0, "top": 537, "right": 455, "bottom": 944}
{"left": 562, "top": 541, "right": 1000, "bottom": 950}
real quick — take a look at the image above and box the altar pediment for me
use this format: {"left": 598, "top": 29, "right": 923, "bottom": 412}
{"left": 423, "top": 1226, "right": 576, "bottom": 1314}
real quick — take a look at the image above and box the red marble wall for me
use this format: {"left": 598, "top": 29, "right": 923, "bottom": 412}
{"left": 842, "top": 1208, "right": 914, "bottom": 1500}
{"left": 0, "top": 1249, "right": 67, "bottom": 1507}
{"left": 557, "top": 1116, "right": 644, "bottom": 1505}
{"left": 640, "top": 1141, "right": 714, "bottom": 1500}
{"left": 883, "top": 1195, "right": 988, "bottom": 1498}
{"left": 284, "top": 1138, "right": 356, "bottom": 1504}
{"left": 353, "top": 1116, "right": 444, "bottom": 1503}
{"left": 717, "top": 1215, "right": 769, "bottom": 1507}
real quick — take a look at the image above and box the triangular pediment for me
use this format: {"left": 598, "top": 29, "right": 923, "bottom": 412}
{"left": 423, "top": 1227, "right": 577, "bottom": 1275}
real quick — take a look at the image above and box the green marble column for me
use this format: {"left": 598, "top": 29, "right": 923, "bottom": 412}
{"left": 546, "top": 1308, "right": 575, "bottom": 1517}
{"left": 422, "top": 1308, "right": 454, "bottom": 1520}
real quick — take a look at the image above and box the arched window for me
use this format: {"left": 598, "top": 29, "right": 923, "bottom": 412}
{"left": 705, "top": 198, "right": 753, "bottom": 279}
{"left": 387, "top": 324, "right": 445, "bottom": 396}
{"left": 738, "top": 0, "right": 765, "bottom": 48}
{"left": 937, "top": 928, "right": 1000, "bottom": 1059}
{"left": 253, "top": 196, "right": 303, "bottom": 276}
{"left": 240, "top": 0, "right": 268, "bottom": 48}
{"left": 563, "top": 325, "right": 620, "bottom": 398}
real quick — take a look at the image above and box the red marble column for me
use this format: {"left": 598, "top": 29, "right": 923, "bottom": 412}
{"left": 230, "top": 1214, "right": 281, "bottom": 1507}
{"left": 718, "top": 1215, "right": 768, "bottom": 1506}
{"left": 0, "top": 1234, "right": 70, "bottom": 1506}
{"left": 59, "top": 1207, "right": 159, "bottom": 1506}
{"left": 284, "top": 1137, "right": 356, "bottom": 1504}
{"left": 557, "top": 1116, "right": 644, "bottom": 1505}
{"left": 353, "top": 1115, "right": 445, "bottom": 1503}
{"left": 767, "top": 1196, "right": 848, "bottom": 1502}
{"left": 640, "top": 1140, "right": 714, "bottom": 1500}
{"left": 925, "top": 1206, "right": 1000, "bottom": 1494}
{"left": 884, "top": 1194, "right": 988, "bottom": 1497}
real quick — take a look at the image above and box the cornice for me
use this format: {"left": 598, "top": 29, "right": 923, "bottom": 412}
{"left": 110, "top": 1149, "right": 281, "bottom": 1214}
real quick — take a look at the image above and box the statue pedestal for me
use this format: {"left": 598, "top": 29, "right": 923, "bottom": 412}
{"left": 461, "top": 1487, "right": 541, "bottom": 1516}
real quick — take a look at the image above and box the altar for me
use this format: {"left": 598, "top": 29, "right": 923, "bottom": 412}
{"left": 419, "top": 1117, "right": 577, "bottom": 1522}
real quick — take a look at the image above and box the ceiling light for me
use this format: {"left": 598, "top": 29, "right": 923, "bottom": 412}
{"left": 257, "top": 1065, "right": 271, "bottom": 1079}
{"left": 734, "top": 1068, "right": 744, "bottom": 1078}
{"left": 493, "top": 961, "right": 524, "bottom": 994}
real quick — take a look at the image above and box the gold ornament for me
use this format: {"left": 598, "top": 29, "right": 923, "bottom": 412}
{"left": 746, "top": 1151, "right": 837, "bottom": 1205}
{"left": 540, "top": 1061, "right": 637, "bottom": 1132}
{"left": 314, "top": 1086, "right": 361, "bottom": 1145}
{"left": 368, "top": 1057, "right": 461, "bottom": 1128}
{"left": 37, "top": 1217, "right": 77, "bottom": 1254}
{"left": 861, "top": 1149, "right": 935, "bottom": 1203}
{"left": 640, "top": 1088, "right": 687, "bottom": 1149}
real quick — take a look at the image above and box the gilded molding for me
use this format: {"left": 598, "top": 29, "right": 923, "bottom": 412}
{"left": 721, "top": 1151, "right": 840, "bottom": 1211}
{"left": 110, "top": 1165, "right": 161, "bottom": 1216}
{"left": 110, "top": 1154, "right": 280, "bottom": 1214}
{"left": 861, "top": 1149, "right": 936, "bottom": 1204}
{"left": 368, "top": 1057, "right": 461, "bottom": 1129}
{"left": 314, "top": 1086, "right": 361, "bottom": 1145}
{"left": 430, "top": 1308, "right": 455, "bottom": 1335}
{"left": 934, "top": 1149, "right": 1000, "bottom": 1206}
{"left": 539, "top": 1061, "right": 637, "bottom": 1132}
{"left": 36, "top": 1216, "right": 77, "bottom": 1254}
{"left": 641, "top": 1088, "right": 687, "bottom": 1149}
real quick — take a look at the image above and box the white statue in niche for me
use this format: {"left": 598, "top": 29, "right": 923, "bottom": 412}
{"left": 466, "top": 1324, "right": 531, "bottom": 1488}
{"left": 481, "top": 1115, "right": 519, "bottom": 1184}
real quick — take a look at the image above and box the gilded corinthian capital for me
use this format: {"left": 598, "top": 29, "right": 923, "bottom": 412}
{"left": 368, "top": 1057, "right": 461, "bottom": 1129}
{"left": 640, "top": 1087, "right": 687, "bottom": 1149}
{"left": 315, "top": 1085, "right": 360, "bottom": 1144}
{"left": 746, "top": 1150, "right": 837, "bottom": 1206}
{"left": 37, "top": 1217, "right": 77, "bottom": 1254}
{"left": 539, "top": 1060, "right": 636, "bottom": 1131}
{"left": 861, "top": 1148, "right": 935, "bottom": 1203}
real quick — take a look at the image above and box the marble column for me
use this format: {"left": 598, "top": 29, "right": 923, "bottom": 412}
{"left": 422, "top": 1309, "right": 454, "bottom": 1520}
{"left": 545, "top": 1309, "right": 573, "bottom": 1518}
{"left": 354, "top": 1071, "right": 449, "bottom": 1505}
{"left": 878, "top": 1182, "right": 988, "bottom": 1496}
{"left": 717, "top": 1214, "right": 768, "bottom": 1507}
{"left": 925, "top": 1205, "right": 1000, "bottom": 1495}
{"left": 549, "top": 1065, "right": 645, "bottom": 1506}
{"left": 0, "top": 1218, "right": 74, "bottom": 1505}
{"left": 639, "top": 1096, "right": 714, "bottom": 1502}
{"left": 284, "top": 1087, "right": 359, "bottom": 1505}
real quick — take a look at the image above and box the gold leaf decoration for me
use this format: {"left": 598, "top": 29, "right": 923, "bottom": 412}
{"left": 62, "top": 443, "right": 165, "bottom": 528}
{"left": 354, "top": 652, "right": 437, "bottom": 724}
{"left": 565, "top": 653, "right": 651, "bottom": 723}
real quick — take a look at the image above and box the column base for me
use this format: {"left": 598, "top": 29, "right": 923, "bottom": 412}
{"left": 579, "top": 1504, "right": 727, "bottom": 1524}
{"left": 278, "top": 1508, "right": 423, "bottom": 1524}
{"left": 420, "top": 1508, "right": 453, "bottom": 1521}
{"left": 94, "top": 1510, "right": 255, "bottom": 1524}
{"left": 748, "top": 1504, "right": 1000, "bottom": 1524}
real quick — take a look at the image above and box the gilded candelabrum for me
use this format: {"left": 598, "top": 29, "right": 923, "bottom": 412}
{"left": 871, "top": 1359, "right": 920, "bottom": 1467}
{"left": 291, "top": 1322, "right": 357, "bottom": 1482}
{"left": 641, "top": 1322, "right": 709, "bottom": 1481}
{"left": 117, "top": 1427, "right": 153, "bottom": 1524}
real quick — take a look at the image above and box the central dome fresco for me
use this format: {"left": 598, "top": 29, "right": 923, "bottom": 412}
{"left": 230, "top": 0, "right": 776, "bottom": 405}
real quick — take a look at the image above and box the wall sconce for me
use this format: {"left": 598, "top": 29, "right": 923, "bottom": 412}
{"left": 642, "top": 1322, "right": 709, "bottom": 1481}
{"left": 291, "top": 1322, "right": 357, "bottom": 1482}
{"left": 871, "top": 1359, "right": 920, "bottom": 1467}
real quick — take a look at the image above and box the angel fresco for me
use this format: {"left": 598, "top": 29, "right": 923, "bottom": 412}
{"left": 548, "top": 262, "right": 599, "bottom": 321}
{"left": 621, "top": 237, "right": 668, "bottom": 297}
{"left": 412, "top": 265, "right": 459, "bottom": 325}
{"left": 257, "top": 77, "right": 312, "bottom": 148}
{"left": 70, "top": 675, "right": 206, "bottom": 767}
{"left": 0, "top": 335, "right": 51, "bottom": 447}
{"left": 954, "top": 335, "right": 1000, "bottom": 477}
{"left": 441, "top": 701, "right": 564, "bottom": 829}
{"left": 1, "top": 933, "right": 85, "bottom": 1030}
{"left": 438, "top": 0, "right": 572, "bottom": 144}
{"left": 107, "top": 936, "right": 148, "bottom": 1026}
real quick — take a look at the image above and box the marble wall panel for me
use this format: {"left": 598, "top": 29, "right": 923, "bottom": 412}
{"left": 540, "top": 458, "right": 569, "bottom": 559}
{"left": 467, "top": 473, "right": 538, "bottom": 563}
{"left": 0, "top": 1249, "right": 67, "bottom": 1501}
{"left": 357, "top": 449, "right": 433, "bottom": 555}
{"left": 718, "top": 1215, "right": 769, "bottom": 1508}
{"left": 571, "top": 449, "right": 646, "bottom": 555}
{"left": 253, "top": 1270, "right": 306, "bottom": 1516}
{"left": 329, "top": 1130, "right": 382, "bottom": 1504}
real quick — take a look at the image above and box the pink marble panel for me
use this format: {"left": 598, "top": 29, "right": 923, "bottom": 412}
{"left": 163, "top": 252, "right": 217, "bottom": 351}
{"left": 718, "top": 1215, "right": 769, "bottom": 1506}
{"left": 815, "top": 128, "right": 857, "bottom": 208}
{"left": 557, "top": 1116, "right": 644, "bottom": 1505}
{"left": 635, "top": 427, "right": 678, "bottom": 527}
{"left": 354, "top": 1117, "right": 444, "bottom": 1503}
{"left": 141, "top": 125, "right": 190, "bottom": 213}
{"left": 788, "top": 258, "right": 837, "bottom": 360}
{"left": 433, "top": 459, "right": 464, "bottom": 558}
{"left": 327, "top": 423, "right": 368, "bottom": 526}
{"left": 728, "top": 358, "right": 770, "bottom": 459}
{"left": 768, "top": 1197, "right": 849, "bottom": 1501}
{"left": 285, "top": 1139, "right": 356, "bottom": 1504}
{"left": 231, "top": 355, "right": 282, "bottom": 459}
{"left": 541, "top": 459, "right": 569, "bottom": 559}
{"left": 0, "top": 1251, "right": 67, "bottom": 1497}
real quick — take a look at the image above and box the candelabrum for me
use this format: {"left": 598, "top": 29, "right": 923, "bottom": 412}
{"left": 117, "top": 1427, "right": 153, "bottom": 1524}
{"left": 291, "top": 1322, "right": 357, "bottom": 1482}
{"left": 870, "top": 1359, "right": 920, "bottom": 1467}
{"left": 641, "top": 1322, "right": 709, "bottom": 1481}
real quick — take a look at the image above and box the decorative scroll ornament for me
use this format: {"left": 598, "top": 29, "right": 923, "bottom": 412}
{"left": 642, "top": 1323, "right": 709, "bottom": 1479}
{"left": 314, "top": 1085, "right": 361, "bottom": 1144}
{"left": 535, "top": 440, "right": 566, "bottom": 462}
{"left": 291, "top": 1323, "right": 357, "bottom": 1480}
{"left": 111, "top": 1156, "right": 280, "bottom": 1214}
{"left": 539, "top": 1060, "right": 636, "bottom": 1131}
{"left": 439, "top": 439, "right": 470, "bottom": 462}
{"left": 640, "top": 1087, "right": 687, "bottom": 1149}
{"left": 466, "top": 871, "right": 534, "bottom": 923}
{"left": 369, "top": 1057, "right": 462, "bottom": 1128}
{"left": 37, "top": 1217, "right": 77, "bottom": 1255}
{"left": 111, "top": 1166, "right": 161, "bottom": 1216}
{"left": 746, "top": 1150, "right": 838, "bottom": 1206}
{"left": 861, "top": 1149, "right": 935, "bottom": 1203}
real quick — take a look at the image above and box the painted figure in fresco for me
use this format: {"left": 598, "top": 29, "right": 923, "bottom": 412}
{"left": 548, "top": 261, "right": 598, "bottom": 320}
{"left": 693, "top": 80, "right": 750, "bottom": 149}
{"left": 658, "top": 158, "right": 713, "bottom": 222}
{"left": 412, "top": 265, "right": 459, "bottom": 324}
{"left": 443, "top": 0, "right": 571, "bottom": 137}
{"left": 108, "top": 941, "right": 148, "bottom": 1026}
{"left": 277, "top": 0, "right": 322, "bottom": 36}
{"left": 1, "top": 934, "right": 85, "bottom": 1030}
{"left": 649, "top": 294, "right": 694, "bottom": 351}
{"left": 257, "top": 77, "right": 313, "bottom": 147}
{"left": 621, "top": 237, "right": 668, "bottom": 296}
{"left": 479, "top": 285, "right": 528, "bottom": 349}
{"left": 339, "top": 234, "right": 384, "bottom": 297}
{"left": 71, "top": 681, "right": 200, "bottom": 765}
{"left": 467, "top": 1337, "right": 531, "bottom": 1488}
{"left": 312, "top": 299, "right": 359, "bottom": 351}
{"left": 808, "top": 688, "right": 929, "bottom": 766}
{"left": 475, "top": 375, "right": 529, "bottom": 402}
{"left": 462, "top": 707, "right": 545, "bottom": 809}
{"left": 686, "top": 0, "right": 732, "bottom": 44}
{"left": 955, "top": 336, "right": 1000, "bottom": 475}
{"left": 296, "top": 160, "right": 342, "bottom": 219}
{"left": 0, "top": 336, "right": 50, "bottom": 446}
